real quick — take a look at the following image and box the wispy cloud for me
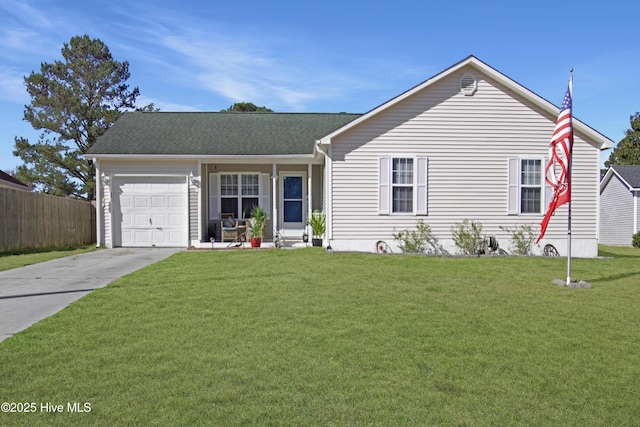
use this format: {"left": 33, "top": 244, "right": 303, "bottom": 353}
{"left": 108, "top": 7, "right": 388, "bottom": 111}
{"left": 0, "top": 0, "right": 54, "bottom": 29}
{"left": 0, "top": 67, "right": 27, "bottom": 103}
{"left": 156, "top": 31, "right": 346, "bottom": 110}
{"left": 135, "top": 95, "right": 201, "bottom": 113}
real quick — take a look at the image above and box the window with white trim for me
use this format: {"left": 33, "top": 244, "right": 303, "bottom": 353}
{"left": 508, "top": 158, "right": 544, "bottom": 215}
{"left": 220, "top": 173, "right": 259, "bottom": 218}
{"left": 520, "top": 159, "right": 542, "bottom": 213}
{"left": 392, "top": 158, "right": 414, "bottom": 213}
{"left": 379, "top": 156, "right": 428, "bottom": 215}
{"left": 210, "top": 173, "right": 270, "bottom": 220}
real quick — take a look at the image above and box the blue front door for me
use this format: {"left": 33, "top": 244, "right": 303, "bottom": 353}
{"left": 281, "top": 174, "right": 305, "bottom": 239}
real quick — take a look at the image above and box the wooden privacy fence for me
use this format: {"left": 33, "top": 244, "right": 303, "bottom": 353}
{"left": 0, "top": 187, "right": 96, "bottom": 252}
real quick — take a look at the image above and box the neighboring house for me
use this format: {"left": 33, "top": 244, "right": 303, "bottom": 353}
{"left": 599, "top": 165, "right": 640, "bottom": 246}
{"left": 86, "top": 56, "right": 614, "bottom": 257}
{"left": 0, "top": 170, "right": 30, "bottom": 191}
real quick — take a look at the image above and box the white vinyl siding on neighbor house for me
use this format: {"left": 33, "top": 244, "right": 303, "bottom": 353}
{"left": 599, "top": 173, "right": 636, "bottom": 245}
{"left": 328, "top": 64, "right": 601, "bottom": 255}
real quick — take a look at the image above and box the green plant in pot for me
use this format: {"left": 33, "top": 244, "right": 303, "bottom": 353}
{"left": 308, "top": 210, "right": 326, "bottom": 247}
{"left": 248, "top": 204, "right": 266, "bottom": 248}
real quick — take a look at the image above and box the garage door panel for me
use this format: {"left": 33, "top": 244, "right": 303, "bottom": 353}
{"left": 121, "top": 213, "right": 132, "bottom": 227}
{"left": 168, "top": 214, "right": 183, "bottom": 226}
{"left": 167, "top": 182, "right": 184, "bottom": 191}
{"left": 134, "top": 196, "right": 149, "bottom": 208}
{"left": 151, "top": 196, "right": 166, "bottom": 208}
{"left": 120, "top": 195, "right": 132, "bottom": 208}
{"left": 151, "top": 230, "right": 167, "bottom": 244}
{"left": 121, "top": 231, "right": 132, "bottom": 246}
{"left": 168, "top": 231, "right": 184, "bottom": 244}
{"left": 133, "top": 213, "right": 150, "bottom": 226}
{"left": 151, "top": 213, "right": 166, "bottom": 226}
{"left": 114, "top": 176, "right": 187, "bottom": 247}
{"left": 133, "top": 230, "right": 150, "bottom": 245}
{"left": 168, "top": 195, "right": 183, "bottom": 208}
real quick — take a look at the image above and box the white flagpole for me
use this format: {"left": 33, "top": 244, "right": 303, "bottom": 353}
{"left": 566, "top": 69, "right": 574, "bottom": 285}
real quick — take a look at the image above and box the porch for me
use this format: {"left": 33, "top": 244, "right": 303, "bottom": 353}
{"left": 194, "top": 160, "right": 325, "bottom": 247}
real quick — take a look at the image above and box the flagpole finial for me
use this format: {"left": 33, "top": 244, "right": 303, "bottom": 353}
{"left": 569, "top": 67, "right": 574, "bottom": 73}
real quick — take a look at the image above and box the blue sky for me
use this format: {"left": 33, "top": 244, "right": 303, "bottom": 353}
{"left": 1, "top": 0, "right": 638, "bottom": 172}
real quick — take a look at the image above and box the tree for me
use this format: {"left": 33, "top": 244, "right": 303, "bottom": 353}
{"left": 13, "top": 35, "right": 143, "bottom": 200}
{"left": 605, "top": 112, "right": 640, "bottom": 168}
{"left": 221, "top": 102, "right": 273, "bottom": 113}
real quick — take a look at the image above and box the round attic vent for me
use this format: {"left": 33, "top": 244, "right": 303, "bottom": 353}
{"left": 460, "top": 73, "right": 477, "bottom": 96}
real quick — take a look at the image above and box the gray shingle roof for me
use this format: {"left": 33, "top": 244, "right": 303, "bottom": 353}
{"left": 612, "top": 165, "right": 640, "bottom": 189}
{"left": 87, "top": 112, "right": 361, "bottom": 156}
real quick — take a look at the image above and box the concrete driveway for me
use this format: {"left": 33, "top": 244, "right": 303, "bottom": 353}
{"left": 0, "top": 247, "right": 182, "bottom": 343}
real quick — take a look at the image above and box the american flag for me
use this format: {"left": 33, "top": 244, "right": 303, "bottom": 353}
{"left": 537, "top": 83, "right": 573, "bottom": 243}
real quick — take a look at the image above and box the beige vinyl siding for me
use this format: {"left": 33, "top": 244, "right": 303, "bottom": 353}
{"left": 311, "top": 164, "right": 323, "bottom": 212}
{"left": 600, "top": 174, "right": 634, "bottom": 245}
{"left": 189, "top": 179, "right": 199, "bottom": 242}
{"left": 330, "top": 65, "right": 601, "bottom": 245}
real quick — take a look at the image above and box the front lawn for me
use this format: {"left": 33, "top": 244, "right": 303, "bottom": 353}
{"left": 0, "top": 245, "right": 97, "bottom": 272}
{"left": 1, "top": 246, "right": 639, "bottom": 425}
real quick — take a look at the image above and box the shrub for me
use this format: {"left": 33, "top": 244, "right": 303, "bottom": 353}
{"left": 308, "top": 210, "right": 326, "bottom": 238}
{"left": 500, "top": 224, "right": 536, "bottom": 255}
{"left": 633, "top": 231, "right": 640, "bottom": 248}
{"left": 393, "top": 220, "right": 443, "bottom": 254}
{"left": 451, "top": 219, "right": 484, "bottom": 255}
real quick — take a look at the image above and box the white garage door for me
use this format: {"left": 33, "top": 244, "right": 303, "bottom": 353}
{"left": 114, "top": 176, "right": 187, "bottom": 247}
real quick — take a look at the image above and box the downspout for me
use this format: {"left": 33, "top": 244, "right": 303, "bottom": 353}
{"left": 94, "top": 158, "right": 101, "bottom": 248}
{"left": 272, "top": 163, "right": 278, "bottom": 244}
{"left": 634, "top": 190, "right": 638, "bottom": 235}
{"left": 307, "top": 163, "right": 312, "bottom": 231}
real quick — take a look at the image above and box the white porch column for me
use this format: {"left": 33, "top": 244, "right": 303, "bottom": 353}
{"left": 272, "top": 163, "right": 278, "bottom": 240}
{"left": 196, "top": 160, "right": 202, "bottom": 243}
{"left": 94, "top": 158, "right": 101, "bottom": 248}
{"left": 307, "top": 163, "right": 313, "bottom": 223}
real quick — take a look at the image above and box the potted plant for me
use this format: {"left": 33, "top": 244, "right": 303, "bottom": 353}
{"left": 308, "top": 210, "right": 326, "bottom": 247}
{"left": 247, "top": 204, "right": 266, "bottom": 248}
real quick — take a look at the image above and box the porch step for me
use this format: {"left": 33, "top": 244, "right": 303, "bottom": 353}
{"left": 277, "top": 239, "right": 308, "bottom": 248}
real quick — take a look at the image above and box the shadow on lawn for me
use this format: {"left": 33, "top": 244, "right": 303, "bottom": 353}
{"left": 598, "top": 248, "right": 640, "bottom": 259}
{"left": 593, "top": 270, "right": 640, "bottom": 283}
{"left": 0, "top": 245, "right": 94, "bottom": 257}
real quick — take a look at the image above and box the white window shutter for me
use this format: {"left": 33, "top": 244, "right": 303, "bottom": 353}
{"left": 543, "top": 158, "right": 555, "bottom": 215}
{"left": 416, "top": 157, "right": 428, "bottom": 215}
{"left": 259, "top": 173, "right": 271, "bottom": 219}
{"left": 379, "top": 157, "right": 390, "bottom": 215}
{"left": 507, "top": 158, "right": 519, "bottom": 215}
{"left": 209, "top": 173, "right": 220, "bottom": 220}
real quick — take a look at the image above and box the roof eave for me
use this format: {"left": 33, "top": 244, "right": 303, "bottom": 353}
{"left": 87, "top": 153, "right": 321, "bottom": 164}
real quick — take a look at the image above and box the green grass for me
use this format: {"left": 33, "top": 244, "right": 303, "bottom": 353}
{"left": 1, "top": 246, "right": 639, "bottom": 426}
{"left": 0, "top": 245, "right": 97, "bottom": 272}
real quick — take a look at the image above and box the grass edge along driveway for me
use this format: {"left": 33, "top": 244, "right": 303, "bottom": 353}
{"left": 1, "top": 246, "right": 639, "bottom": 426}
